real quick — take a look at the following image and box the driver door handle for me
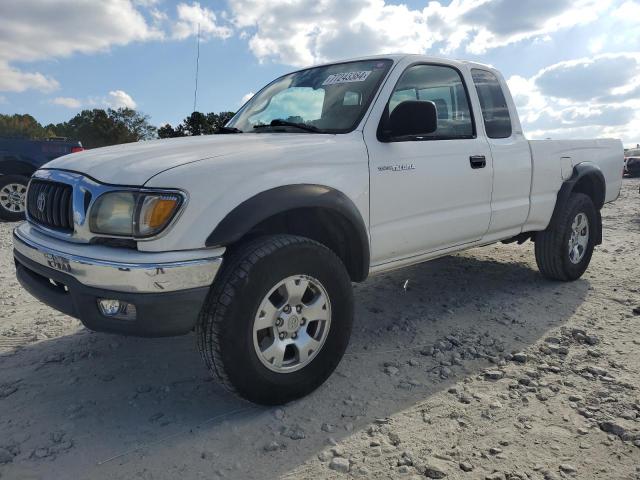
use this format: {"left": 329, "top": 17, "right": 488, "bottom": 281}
{"left": 470, "top": 155, "right": 486, "bottom": 169}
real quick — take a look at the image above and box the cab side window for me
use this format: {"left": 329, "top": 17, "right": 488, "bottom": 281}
{"left": 386, "top": 64, "right": 474, "bottom": 140}
{"left": 471, "top": 69, "right": 512, "bottom": 139}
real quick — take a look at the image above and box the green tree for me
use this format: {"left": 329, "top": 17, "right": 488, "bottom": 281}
{"left": 183, "top": 111, "right": 210, "bottom": 136}
{"left": 158, "top": 123, "right": 178, "bottom": 138}
{"left": 0, "top": 113, "right": 54, "bottom": 139}
{"left": 158, "top": 111, "right": 235, "bottom": 138}
{"left": 206, "top": 111, "right": 235, "bottom": 132}
{"left": 50, "top": 108, "right": 157, "bottom": 148}
{"left": 109, "top": 108, "right": 157, "bottom": 142}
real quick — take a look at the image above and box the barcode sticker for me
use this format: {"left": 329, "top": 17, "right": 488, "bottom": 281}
{"left": 322, "top": 71, "right": 372, "bottom": 85}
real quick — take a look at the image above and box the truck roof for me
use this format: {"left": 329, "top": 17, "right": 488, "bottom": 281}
{"left": 305, "top": 53, "right": 494, "bottom": 71}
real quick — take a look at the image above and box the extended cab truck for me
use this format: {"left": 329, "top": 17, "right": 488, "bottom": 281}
{"left": 12, "top": 55, "right": 623, "bottom": 405}
{"left": 0, "top": 137, "right": 83, "bottom": 221}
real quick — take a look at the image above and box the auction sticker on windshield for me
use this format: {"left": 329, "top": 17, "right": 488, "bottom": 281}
{"left": 322, "top": 71, "right": 372, "bottom": 85}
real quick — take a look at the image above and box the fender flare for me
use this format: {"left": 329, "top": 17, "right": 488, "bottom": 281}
{"left": 550, "top": 162, "right": 605, "bottom": 245}
{"left": 205, "top": 184, "right": 370, "bottom": 278}
{"left": 0, "top": 159, "right": 36, "bottom": 177}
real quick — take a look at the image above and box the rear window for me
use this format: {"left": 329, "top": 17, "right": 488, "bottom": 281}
{"left": 471, "top": 69, "right": 512, "bottom": 139}
{"left": 41, "top": 143, "right": 70, "bottom": 154}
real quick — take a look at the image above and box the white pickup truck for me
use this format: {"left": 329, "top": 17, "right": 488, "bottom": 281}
{"left": 13, "top": 55, "right": 623, "bottom": 405}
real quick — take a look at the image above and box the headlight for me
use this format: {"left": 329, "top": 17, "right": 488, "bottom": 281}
{"left": 89, "top": 190, "right": 184, "bottom": 238}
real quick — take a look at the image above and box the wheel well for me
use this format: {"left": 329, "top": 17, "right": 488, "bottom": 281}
{"left": 238, "top": 207, "right": 367, "bottom": 282}
{"left": 0, "top": 159, "right": 36, "bottom": 178}
{"left": 572, "top": 172, "right": 605, "bottom": 210}
{"left": 547, "top": 166, "right": 605, "bottom": 246}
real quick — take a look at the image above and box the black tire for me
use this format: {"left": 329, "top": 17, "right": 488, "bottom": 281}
{"left": 197, "top": 235, "right": 354, "bottom": 405}
{"left": 0, "top": 175, "right": 29, "bottom": 222}
{"left": 535, "top": 193, "right": 597, "bottom": 281}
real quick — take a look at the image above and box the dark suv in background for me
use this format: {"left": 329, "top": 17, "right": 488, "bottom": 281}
{"left": 0, "top": 137, "right": 83, "bottom": 221}
{"left": 624, "top": 147, "right": 640, "bottom": 178}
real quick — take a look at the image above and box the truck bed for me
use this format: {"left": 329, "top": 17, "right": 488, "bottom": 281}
{"left": 525, "top": 138, "right": 623, "bottom": 232}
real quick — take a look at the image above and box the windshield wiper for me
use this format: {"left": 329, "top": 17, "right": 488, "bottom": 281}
{"left": 253, "top": 119, "right": 321, "bottom": 133}
{"left": 217, "top": 126, "right": 243, "bottom": 134}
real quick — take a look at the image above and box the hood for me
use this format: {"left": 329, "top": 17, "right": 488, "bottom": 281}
{"left": 44, "top": 133, "right": 344, "bottom": 186}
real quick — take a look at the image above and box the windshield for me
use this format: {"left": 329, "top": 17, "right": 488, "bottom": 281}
{"left": 226, "top": 59, "right": 393, "bottom": 134}
{"left": 625, "top": 149, "right": 640, "bottom": 157}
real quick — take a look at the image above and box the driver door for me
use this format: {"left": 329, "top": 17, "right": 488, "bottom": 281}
{"left": 365, "top": 63, "right": 493, "bottom": 266}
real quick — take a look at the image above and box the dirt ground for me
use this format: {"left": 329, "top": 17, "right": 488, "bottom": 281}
{"left": 1, "top": 178, "right": 639, "bottom": 480}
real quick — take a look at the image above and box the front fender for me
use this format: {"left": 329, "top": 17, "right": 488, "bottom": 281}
{"left": 206, "top": 184, "right": 368, "bottom": 248}
{"left": 139, "top": 132, "right": 371, "bottom": 254}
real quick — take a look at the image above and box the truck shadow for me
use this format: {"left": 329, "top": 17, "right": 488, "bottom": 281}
{"left": 0, "top": 246, "right": 589, "bottom": 480}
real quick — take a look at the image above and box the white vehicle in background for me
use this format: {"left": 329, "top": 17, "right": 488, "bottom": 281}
{"left": 12, "top": 55, "right": 623, "bottom": 405}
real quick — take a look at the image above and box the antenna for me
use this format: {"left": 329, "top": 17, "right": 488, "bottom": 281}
{"left": 193, "top": 23, "right": 200, "bottom": 113}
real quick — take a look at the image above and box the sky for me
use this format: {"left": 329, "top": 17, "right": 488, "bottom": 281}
{"left": 0, "top": 0, "right": 639, "bottom": 146}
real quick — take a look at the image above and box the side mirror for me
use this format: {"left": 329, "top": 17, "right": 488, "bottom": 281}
{"left": 386, "top": 100, "right": 438, "bottom": 139}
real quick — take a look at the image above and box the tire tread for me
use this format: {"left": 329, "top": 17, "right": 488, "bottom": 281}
{"left": 535, "top": 193, "right": 595, "bottom": 281}
{"left": 196, "top": 234, "right": 344, "bottom": 397}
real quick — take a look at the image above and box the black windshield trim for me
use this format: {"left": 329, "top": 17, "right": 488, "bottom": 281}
{"left": 216, "top": 126, "right": 243, "bottom": 134}
{"left": 253, "top": 119, "right": 322, "bottom": 133}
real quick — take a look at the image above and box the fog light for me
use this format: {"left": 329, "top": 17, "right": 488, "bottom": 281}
{"left": 97, "top": 299, "right": 137, "bottom": 320}
{"left": 98, "top": 299, "right": 121, "bottom": 316}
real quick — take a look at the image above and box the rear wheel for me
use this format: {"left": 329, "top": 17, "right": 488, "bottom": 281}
{"left": 535, "top": 193, "right": 597, "bottom": 281}
{"left": 0, "top": 175, "right": 29, "bottom": 221}
{"left": 197, "top": 235, "right": 353, "bottom": 405}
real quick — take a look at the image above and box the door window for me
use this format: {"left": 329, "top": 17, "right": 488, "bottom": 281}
{"left": 471, "top": 69, "right": 512, "bottom": 139}
{"left": 385, "top": 64, "right": 474, "bottom": 140}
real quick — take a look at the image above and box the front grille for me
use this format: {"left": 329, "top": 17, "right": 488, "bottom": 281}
{"left": 27, "top": 179, "right": 74, "bottom": 232}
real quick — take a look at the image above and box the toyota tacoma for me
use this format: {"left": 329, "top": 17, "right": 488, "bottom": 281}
{"left": 12, "top": 55, "right": 623, "bottom": 405}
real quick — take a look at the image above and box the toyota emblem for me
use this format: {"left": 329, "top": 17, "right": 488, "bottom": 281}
{"left": 37, "top": 192, "right": 46, "bottom": 212}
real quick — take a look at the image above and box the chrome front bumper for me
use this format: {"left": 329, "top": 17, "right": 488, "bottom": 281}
{"left": 13, "top": 223, "right": 223, "bottom": 294}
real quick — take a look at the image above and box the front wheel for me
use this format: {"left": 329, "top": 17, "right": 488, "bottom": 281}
{"left": 197, "top": 235, "right": 354, "bottom": 405}
{"left": 0, "top": 175, "right": 29, "bottom": 221}
{"left": 535, "top": 193, "right": 597, "bottom": 281}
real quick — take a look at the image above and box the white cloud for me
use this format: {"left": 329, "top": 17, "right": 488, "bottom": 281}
{"left": 50, "top": 97, "right": 83, "bottom": 109}
{"left": 0, "top": 0, "right": 161, "bottom": 62}
{"left": 0, "top": 95, "right": 7, "bottom": 104}
{"left": 511, "top": 53, "right": 640, "bottom": 145}
{"left": 47, "top": 90, "right": 138, "bottom": 111}
{"left": 534, "top": 54, "right": 638, "bottom": 101}
{"left": 588, "top": 35, "right": 606, "bottom": 54}
{"left": 461, "top": 0, "right": 612, "bottom": 54}
{"left": 0, "top": 0, "right": 162, "bottom": 93}
{"left": 172, "top": 2, "right": 232, "bottom": 40}
{"left": 0, "top": 62, "right": 59, "bottom": 93}
{"left": 229, "top": 0, "right": 434, "bottom": 66}
{"left": 0, "top": 0, "right": 234, "bottom": 97}
{"left": 240, "top": 91, "right": 254, "bottom": 104}
{"left": 227, "top": 0, "right": 612, "bottom": 66}
{"left": 106, "top": 90, "right": 137, "bottom": 109}
{"left": 613, "top": 0, "right": 640, "bottom": 19}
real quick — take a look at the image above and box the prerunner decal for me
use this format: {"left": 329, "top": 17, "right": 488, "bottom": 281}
{"left": 322, "top": 71, "right": 372, "bottom": 85}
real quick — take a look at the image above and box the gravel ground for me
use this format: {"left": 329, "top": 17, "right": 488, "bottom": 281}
{"left": 0, "top": 178, "right": 639, "bottom": 480}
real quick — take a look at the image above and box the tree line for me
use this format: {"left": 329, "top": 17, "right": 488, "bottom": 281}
{"left": 158, "top": 111, "right": 235, "bottom": 138}
{"left": 0, "top": 109, "right": 236, "bottom": 149}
